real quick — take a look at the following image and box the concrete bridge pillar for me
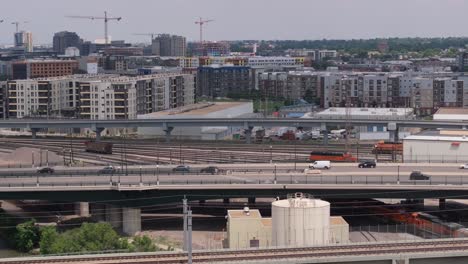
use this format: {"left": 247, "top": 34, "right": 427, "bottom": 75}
{"left": 244, "top": 127, "right": 253, "bottom": 144}
{"left": 90, "top": 203, "right": 106, "bottom": 222}
{"left": 321, "top": 123, "right": 328, "bottom": 145}
{"left": 392, "top": 258, "right": 409, "bottom": 264}
{"left": 105, "top": 205, "right": 122, "bottom": 229}
{"left": 122, "top": 207, "right": 141, "bottom": 235}
{"left": 31, "top": 128, "right": 39, "bottom": 139}
{"left": 248, "top": 197, "right": 256, "bottom": 204}
{"left": 94, "top": 127, "right": 105, "bottom": 142}
{"left": 388, "top": 122, "right": 398, "bottom": 142}
{"left": 75, "top": 202, "right": 90, "bottom": 217}
{"left": 439, "top": 198, "right": 446, "bottom": 210}
{"left": 223, "top": 198, "right": 230, "bottom": 204}
{"left": 164, "top": 127, "right": 174, "bottom": 143}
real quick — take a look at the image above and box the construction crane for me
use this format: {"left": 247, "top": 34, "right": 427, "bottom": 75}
{"left": 194, "top": 17, "right": 214, "bottom": 43}
{"left": 67, "top": 11, "right": 122, "bottom": 45}
{"left": 133, "top": 33, "right": 160, "bottom": 43}
{"left": 11, "top": 21, "right": 29, "bottom": 32}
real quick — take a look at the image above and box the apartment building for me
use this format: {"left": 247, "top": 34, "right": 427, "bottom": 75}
{"left": 197, "top": 65, "right": 250, "bottom": 98}
{"left": 152, "top": 34, "right": 186, "bottom": 57}
{"left": 6, "top": 73, "right": 195, "bottom": 120}
{"left": 258, "top": 72, "right": 287, "bottom": 98}
{"left": 0, "top": 81, "right": 6, "bottom": 119}
{"left": 11, "top": 59, "right": 79, "bottom": 79}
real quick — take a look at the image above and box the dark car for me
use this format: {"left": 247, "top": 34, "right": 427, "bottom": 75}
{"left": 99, "top": 166, "right": 116, "bottom": 174}
{"left": 37, "top": 167, "right": 55, "bottom": 174}
{"left": 409, "top": 171, "right": 430, "bottom": 180}
{"left": 173, "top": 165, "right": 190, "bottom": 173}
{"left": 200, "top": 166, "right": 221, "bottom": 174}
{"left": 358, "top": 161, "right": 376, "bottom": 168}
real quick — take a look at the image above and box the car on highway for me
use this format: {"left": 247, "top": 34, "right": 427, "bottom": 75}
{"left": 309, "top": 160, "right": 331, "bottom": 169}
{"left": 200, "top": 166, "right": 221, "bottom": 174}
{"left": 358, "top": 160, "right": 376, "bottom": 168}
{"left": 99, "top": 165, "right": 116, "bottom": 174}
{"left": 409, "top": 171, "right": 430, "bottom": 180}
{"left": 173, "top": 165, "right": 190, "bottom": 173}
{"left": 460, "top": 164, "right": 468, "bottom": 169}
{"left": 37, "top": 167, "right": 55, "bottom": 174}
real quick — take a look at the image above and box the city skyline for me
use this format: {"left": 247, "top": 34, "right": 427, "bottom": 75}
{"left": 1, "top": 0, "right": 468, "bottom": 45}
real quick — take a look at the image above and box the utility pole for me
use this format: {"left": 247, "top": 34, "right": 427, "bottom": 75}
{"left": 183, "top": 198, "right": 188, "bottom": 251}
{"left": 188, "top": 209, "right": 193, "bottom": 264}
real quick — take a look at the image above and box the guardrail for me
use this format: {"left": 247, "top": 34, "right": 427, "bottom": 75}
{"left": 0, "top": 174, "right": 466, "bottom": 189}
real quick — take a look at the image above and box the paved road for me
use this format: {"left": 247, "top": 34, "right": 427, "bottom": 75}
{"left": 0, "top": 162, "right": 466, "bottom": 175}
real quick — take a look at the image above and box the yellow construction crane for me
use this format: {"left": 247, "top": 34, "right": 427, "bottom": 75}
{"left": 67, "top": 11, "right": 122, "bottom": 45}
{"left": 195, "top": 17, "right": 214, "bottom": 43}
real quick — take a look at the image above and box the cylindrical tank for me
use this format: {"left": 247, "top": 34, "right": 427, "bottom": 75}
{"left": 272, "top": 193, "right": 330, "bottom": 247}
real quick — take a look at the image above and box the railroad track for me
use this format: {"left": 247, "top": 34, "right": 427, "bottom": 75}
{"left": 5, "top": 239, "right": 468, "bottom": 264}
{"left": 0, "top": 137, "right": 390, "bottom": 167}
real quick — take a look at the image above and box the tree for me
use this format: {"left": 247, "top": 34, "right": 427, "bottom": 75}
{"left": 39, "top": 226, "right": 59, "bottom": 255}
{"left": 131, "top": 235, "right": 157, "bottom": 252}
{"left": 38, "top": 223, "right": 128, "bottom": 254}
{"left": 14, "top": 220, "right": 40, "bottom": 252}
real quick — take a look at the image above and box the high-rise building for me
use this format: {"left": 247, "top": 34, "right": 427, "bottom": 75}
{"left": 197, "top": 65, "right": 250, "bottom": 98}
{"left": 53, "top": 31, "right": 82, "bottom": 55}
{"left": 152, "top": 34, "right": 186, "bottom": 56}
{"left": 14, "top": 31, "right": 33, "bottom": 52}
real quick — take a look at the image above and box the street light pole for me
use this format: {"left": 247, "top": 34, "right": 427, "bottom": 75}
{"left": 270, "top": 145, "right": 273, "bottom": 164}
{"left": 139, "top": 166, "right": 143, "bottom": 186}
{"left": 157, "top": 165, "right": 160, "bottom": 185}
{"left": 397, "top": 165, "right": 400, "bottom": 184}
{"left": 274, "top": 163, "right": 277, "bottom": 184}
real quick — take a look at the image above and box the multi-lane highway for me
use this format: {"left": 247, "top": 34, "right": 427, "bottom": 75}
{"left": 0, "top": 163, "right": 468, "bottom": 187}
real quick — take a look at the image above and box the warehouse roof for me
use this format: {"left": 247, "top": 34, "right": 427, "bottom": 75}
{"left": 138, "top": 102, "right": 251, "bottom": 118}
{"left": 404, "top": 135, "right": 468, "bottom": 142}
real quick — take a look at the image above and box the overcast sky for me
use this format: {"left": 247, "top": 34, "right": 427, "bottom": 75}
{"left": 1, "top": 0, "right": 468, "bottom": 45}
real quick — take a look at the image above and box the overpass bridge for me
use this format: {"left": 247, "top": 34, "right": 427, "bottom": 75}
{"left": 1, "top": 118, "right": 468, "bottom": 142}
{"left": 0, "top": 173, "right": 467, "bottom": 235}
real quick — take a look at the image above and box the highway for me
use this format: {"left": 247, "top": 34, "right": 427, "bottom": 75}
{"left": 0, "top": 117, "right": 467, "bottom": 130}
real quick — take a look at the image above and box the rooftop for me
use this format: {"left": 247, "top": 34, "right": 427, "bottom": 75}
{"left": 139, "top": 102, "right": 250, "bottom": 118}
{"left": 435, "top": 108, "right": 468, "bottom": 115}
{"left": 330, "top": 216, "right": 348, "bottom": 226}
{"left": 228, "top": 209, "right": 262, "bottom": 219}
{"left": 310, "top": 107, "right": 414, "bottom": 119}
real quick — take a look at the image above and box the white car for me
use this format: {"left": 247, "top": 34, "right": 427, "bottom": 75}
{"left": 460, "top": 164, "right": 468, "bottom": 169}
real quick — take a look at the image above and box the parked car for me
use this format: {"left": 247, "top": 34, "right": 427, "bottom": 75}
{"left": 173, "top": 165, "right": 190, "bottom": 173}
{"left": 460, "top": 164, "right": 468, "bottom": 169}
{"left": 99, "top": 165, "right": 116, "bottom": 174}
{"left": 309, "top": 161, "right": 331, "bottom": 169}
{"left": 358, "top": 160, "right": 376, "bottom": 168}
{"left": 200, "top": 166, "right": 221, "bottom": 174}
{"left": 409, "top": 171, "right": 430, "bottom": 180}
{"left": 37, "top": 167, "right": 55, "bottom": 174}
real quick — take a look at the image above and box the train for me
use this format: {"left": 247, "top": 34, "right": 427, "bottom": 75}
{"left": 84, "top": 141, "right": 113, "bottom": 154}
{"left": 372, "top": 141, "right": 403, "bottom": 154}
{"left": 309, "top": 151, "right": 357, "bottom": 162}
{"left": 368, "top": 201, "right": 468, "bottom": 238}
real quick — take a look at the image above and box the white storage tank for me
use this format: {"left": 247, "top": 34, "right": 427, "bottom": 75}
{"left": 272, "top": 193, "right": 330, "bottom": 247}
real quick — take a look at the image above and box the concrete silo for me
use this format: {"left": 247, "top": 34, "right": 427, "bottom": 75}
{"left": 272, "top": 193, "right": 330, "bottom": 247}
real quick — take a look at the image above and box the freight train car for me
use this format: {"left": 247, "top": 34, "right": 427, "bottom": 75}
{"left": 372, "top": 141, "right": 403, "bottom": 154}
{"left": 84, "top": 141, "right": 113, "bottom": 154}
{"left": 309, "top": 151, "right": 357, "bottom": 162}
